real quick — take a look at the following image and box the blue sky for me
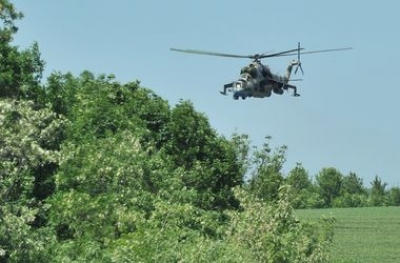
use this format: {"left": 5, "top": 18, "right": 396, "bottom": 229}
{"left": 12, "top": 1, "right": 400, "bottom": 187}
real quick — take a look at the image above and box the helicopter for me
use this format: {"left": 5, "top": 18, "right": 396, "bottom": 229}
{"left": 170, "top": 43, "right": 352, "bottom": 100}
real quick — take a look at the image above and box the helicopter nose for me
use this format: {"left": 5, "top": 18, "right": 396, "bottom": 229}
{"left": 235, "top": 81, "right": 243, "bottom": 90}
{"left": 234, "top": 79, "right": 246, "bottom": 90}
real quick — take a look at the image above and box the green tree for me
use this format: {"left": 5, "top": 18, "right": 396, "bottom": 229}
{"left": 333, "top": 172, "right": 367, "bottom": 207}
{"left": 44, "top": 72, "right": 78, "bottom": 116}
{"left": 49, "top": 131, "right": 163, "bottom": 261}
{"left": 388, "top": 187, "right": 400, "bottom": 206}
{"left": 286, "top": 163, "right": 319, "bottom": 208}
{"left": 286, "top": 163, "right": 312, "bottom": 191}
{"left": 0, "top": 100, "right": 63, "bottom": 262}
{"left": 316, "top": 167, "right": 343, "bottom": 207}
{"left": 247, "top": 137, "right": 286, "bottom": 202}
{"left": 222, "top": 186, "right": 335, "bottom": 262}
{"left": 0, "top": 0, "right": 45, "bottom": 100}
{"left": 342, "top": 172, "right": 364, "bottom": 195}
{"left": 163, "top": 100, "right": 243, "bottom": 210}
{"left": 370, "top": 175, "right": 388, "bottom": 206}
{"left": 230, "top": 133, "right": 251, "bottom": 178}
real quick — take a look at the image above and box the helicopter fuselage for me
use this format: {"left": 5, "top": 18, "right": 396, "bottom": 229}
{"left": 225, "top": 61, "right": 294, "bottom": 100}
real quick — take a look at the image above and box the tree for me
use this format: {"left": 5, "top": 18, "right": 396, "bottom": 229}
{"left": 0, "top": 0, "right": 45, "bottom": 100}
{"left": 332, "top": 172, "right": 367, "bottom": 207}
{"left": 222, "top": 186, "right": 335, "bottom": 262}
{"left": 388, "top": 187, "right": 400, "bottom": 206}
{"left": 316, "top": 168, "right": 343, "bottom": 207}
{"left": 342, "top": 172, "right": 364, "bottom": 195}
{"left": 247, "top": 137, "right": 286, "bottom": 202}
{"left": 286, "top": 163, "right": 318, "bottom": 208}
{"left": 0, "top": 99, "right": 64, "bottom": 262}
{"left": 163, "top": 100, "right": 243, "bottom": 210}
{"left": 286, "top": 163, "right": 312, "bottom": 191}
{"left": 230, "top": 133, "right": 251, "bottom": 178}
{"left": 370, "top": 175, "right": 388, "bottom": 206}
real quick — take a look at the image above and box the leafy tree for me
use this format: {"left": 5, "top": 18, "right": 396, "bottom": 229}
{"left": 0, "top": 99, "right": 65, "bottom": 205}
{"left": 0, "top": 0, "right": 45, "bottom": 100}
{"left": 247, "top": 137, "right": 286, "bottom": 202}
{"left": 286, "top": 163, "right": 312, "bottom": 191}
{"left": 50, "top": 71, "right": 243, "bottom": 210}
{"left": 342, "top": 172, "right": 364, "bottom": 195}
{"left": 388, "top": 187, "right": 400, "bottom": 206}
{"left": 333, "top": 172, "right": 367, "bottom": 207}
{"left": 48, "top": 131, "right": 163, "bottom": 261}
{"left": 332, "top": 192, "right": 368, "bottom": 208}
{"left": 44, "top": 72, "right": 78, "bottom": 116}
{"left": 316, "top": 167, "right": 343, "bottom": 207}
{"left": 0, "top": 99, "right": 64, "bottom": 262}
{"left": 370, "top": 175, "right": 388, "bottom": 206}
{"left": 230, "top": 133, "right": 251, "bottom": 177}
{"left": 223, "top": 186, "right": 335, "bottom": 262}
{"left": 286, "top": 163, "right": 318, "bottom": 208}
{"left": 163, "top": 100, "right": 243, "bottom": 209}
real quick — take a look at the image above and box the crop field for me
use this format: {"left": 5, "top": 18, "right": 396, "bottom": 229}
{"left": 296, "top": 207, "right": 400, "bottom": 263}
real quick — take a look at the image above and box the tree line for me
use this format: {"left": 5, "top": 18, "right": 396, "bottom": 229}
{"left": 248, "top": 145, "right": 400, "bottom": 209}
{"left": 0, "top": 1, "right": 397, "bottom": 261}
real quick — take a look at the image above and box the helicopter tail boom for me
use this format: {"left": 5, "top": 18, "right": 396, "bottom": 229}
{"left": 285, "top": 60, "right": 300, "bottom": 83}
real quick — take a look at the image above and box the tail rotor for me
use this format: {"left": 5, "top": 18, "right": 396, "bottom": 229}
{"left": 294, "top": 42, "right": 304, "bottom": 75}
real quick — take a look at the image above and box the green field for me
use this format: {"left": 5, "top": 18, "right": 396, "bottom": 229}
{"left": 296, "top": 207, "right": 400, "bottom": 263}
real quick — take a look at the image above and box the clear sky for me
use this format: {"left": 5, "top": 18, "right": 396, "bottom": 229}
{"left": 12, "top": 0, "right": 400, "bottom": 187}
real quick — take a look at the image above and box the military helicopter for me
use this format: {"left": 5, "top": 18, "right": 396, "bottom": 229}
{"left": 170, "top": 43, "right": 352, "bottom": 100}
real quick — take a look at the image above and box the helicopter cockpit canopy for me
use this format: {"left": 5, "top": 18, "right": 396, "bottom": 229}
{"left": 240, "top": 63, "right": 258, "bottom": 79}
{"left": 239, "top": 72, "right": 252, "bottom": 82}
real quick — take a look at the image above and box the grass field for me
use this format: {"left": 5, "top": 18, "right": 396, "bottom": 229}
{"left": 296, "top": 206, "right": 400, "bottom": 263}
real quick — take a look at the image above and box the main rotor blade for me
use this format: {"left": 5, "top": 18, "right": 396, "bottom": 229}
{"left": 275, "top": 47, "right": 353, "bottom": 57}
{"left": 259, "top": 47, "right": 305, "bottom": 58}
{"left": 170, "top": 46, "right": 352, "bottom": 60}
{"left": 170, "top": 48, "right": 253, "bottom": 59}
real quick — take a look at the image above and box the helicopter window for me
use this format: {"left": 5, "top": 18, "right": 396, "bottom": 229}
{"left": 239, "top": 73, "right": 251, "bottom": 81}
{"left": 240, "top": 66, "right": 248, "bottom": 75}
{"left": 240, "top": 64, "right": 258, "bottom": 78}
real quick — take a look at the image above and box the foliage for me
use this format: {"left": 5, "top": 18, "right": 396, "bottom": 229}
{"left": 341, "top": 172, "right": 364, "bottom": 195}
{"left": 388, "top": 187, "right": 400, "bottom": 206}
{"left": 163, "top": 100, "right": 243, "bottom": 210}
{"left": 369, "top": 175, "right": 388, "bottom": 206}
{"left": 0, "top": 100, "right": 65, "bottom": 201}
{"left": 0, "top": 99, "right": 64, "bottom": 262}
{"left": 247, "top": 137, "right": 286, "bottom": 202}
{"left": 316, "top": 168, "right": 343, "bottom": 207}
{"left": 332, "top": 193, "right": 368, "bottom": 208}
{"left": 285, "top": 163, "right": 318, "bottom": 209}
{"left": 224, "top": 186, "right": 335, "bottom": 263}
{"left": 0, "top": 0, "right": 45, "bottom": 100}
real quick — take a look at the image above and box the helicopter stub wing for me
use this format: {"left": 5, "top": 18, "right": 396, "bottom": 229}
{"left": 220, "top": 82, "right": 234, "bottom": 95}
{"left": 268, "top": 78, "right": 300, "bottom": 96}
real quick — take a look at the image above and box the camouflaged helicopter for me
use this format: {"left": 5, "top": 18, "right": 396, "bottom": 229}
{"left": 170, "top": 43, "right": 351, "bottom": 100}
